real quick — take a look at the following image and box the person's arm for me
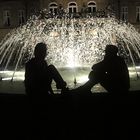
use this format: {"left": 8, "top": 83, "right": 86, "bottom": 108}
{"left": 24, "top": 63, "right": 31, "bottom": 94}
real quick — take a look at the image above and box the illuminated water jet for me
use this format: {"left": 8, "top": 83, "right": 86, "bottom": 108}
{"left": 0, "top": 12, "right": 140, "bottom": 83}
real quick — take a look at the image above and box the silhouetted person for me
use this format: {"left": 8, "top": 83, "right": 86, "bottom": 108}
{"left": 24, "top": 42, "right": 67, "bottom": 99}
{"left": 78, "top": 45, "right": 130, "bottom": 94}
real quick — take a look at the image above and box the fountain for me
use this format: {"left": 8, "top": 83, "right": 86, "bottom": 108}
{"left": 0, "top": 10, "right": 140, "bottom": 93}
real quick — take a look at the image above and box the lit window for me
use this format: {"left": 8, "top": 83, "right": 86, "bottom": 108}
{"left": 3, "top": 10, "right": 11, "bottom": 27}
{"left": 68, "top": 2, "right": 78, "bottom": 13}
{"left": 49, "top": 3, "right": 58, "bottom": 14}
{"left": 18, "top": 10, "right": 25, "bottom": 25}
{"left": 136, "top": 6, "right": 140, "bottom": 22}
{"left": 87, "top": 1, "right": 96, "bottom": 13}
{"left": 121, "top": 7, "right": 128, "bottom": 21}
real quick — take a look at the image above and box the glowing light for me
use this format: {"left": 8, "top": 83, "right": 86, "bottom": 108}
{"left": 77, "top": 75, "right": 89, "bottom": 83}
{"left": 2, "top": 78, "right": 12, "bottom": 81}
{"left": 0, "top": 66, "right": 139, "bottom": 82}
{"left": 49, "top": 31, "right": 59, "bottom": 37}
{"left": 0, "top": 71, "right": 25, "bottom": 81}
{"left": 89, "top": 29, "right": 98, "bottom": 37}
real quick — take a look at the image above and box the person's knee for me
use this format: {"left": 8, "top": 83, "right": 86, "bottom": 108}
{"left": 48, "top": 64, "right": 58, "bottom": 73}
{"left": 48, "top": 64, "right": 55, "bottom": 70}
{"left": 88, "top": 71, "right": 94, "bottom": 80}
{"left": 88, "top": 70, "right": 100, "bottom": 82}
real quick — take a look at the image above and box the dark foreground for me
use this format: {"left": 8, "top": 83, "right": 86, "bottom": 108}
{"left": 0, "top": 90, "right": 140, "bottom": 139}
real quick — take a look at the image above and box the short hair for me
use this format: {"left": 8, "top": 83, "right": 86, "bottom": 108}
{"left": 105, "top": 45, "right": 118, "bottom": 55}
{"left": 34, "top": 43, "right": 47, "bottom": 57}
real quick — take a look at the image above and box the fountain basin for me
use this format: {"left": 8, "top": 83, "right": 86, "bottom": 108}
{"left": 0, "top": 66, "right": 140, "bottom": 94}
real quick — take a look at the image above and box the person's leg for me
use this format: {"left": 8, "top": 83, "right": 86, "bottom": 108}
{"left": 82, "top": 71, "right": 99, "bottom": 90}
{"left": 48, "top": 65, "right": 67, "bottom": 89}
{"left": 77, "top": 65, "right": 110, "bottom": 92}
{"left": 73, "top": 70, "right": 100, "bottom": 93}
{"left": 100, "top": 80, "right": 112, "bottom": 93}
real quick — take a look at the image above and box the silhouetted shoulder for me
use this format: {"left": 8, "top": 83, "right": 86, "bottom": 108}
{"left": 116, "top": 56, "right": 128, "bottom": 67}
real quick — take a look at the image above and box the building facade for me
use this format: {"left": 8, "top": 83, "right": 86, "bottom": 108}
{"left": 0, "top": 0, "right": 39, "bottom": 40}
{"left": 113, "top": 0, "right": 140, "bottom": 30}
{"left": 0, "top": 0, "right": 140, "bottom": 40}
{"left": 40, "top": 0, "right": 110, "bottom": 13}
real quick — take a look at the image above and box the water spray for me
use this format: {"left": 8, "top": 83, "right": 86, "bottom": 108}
{"left": 0, "top": 11, "right": 140, "bottom": 81}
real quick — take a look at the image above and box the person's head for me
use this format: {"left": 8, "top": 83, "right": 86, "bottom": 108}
{"left": 105, "top": 45, "right": 118, "bottom": 57}
{"left": 34, "top": 43, "right": 47, "bottom": 60}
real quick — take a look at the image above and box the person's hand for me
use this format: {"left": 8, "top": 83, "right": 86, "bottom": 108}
{"left": 56, "top": 81, "right": 67, "bottom": 89}
{"left": 61, "top": 87, "right": 69, "bottom": 94}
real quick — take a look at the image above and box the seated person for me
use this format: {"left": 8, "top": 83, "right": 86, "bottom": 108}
{"left": 24, "top": 42, "right": 67, "bottom": 98}
{"left": 77, "top": 45, "right": 130, "bottom": 94}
